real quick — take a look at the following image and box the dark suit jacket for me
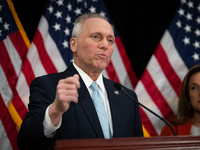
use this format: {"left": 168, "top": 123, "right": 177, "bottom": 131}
{"left": 17, "top": 64, "right": 143, "bottom": 150}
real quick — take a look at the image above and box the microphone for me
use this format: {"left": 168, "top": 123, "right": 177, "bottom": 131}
{"left": 113, "top": 82, "right": 177, "bottom": 136}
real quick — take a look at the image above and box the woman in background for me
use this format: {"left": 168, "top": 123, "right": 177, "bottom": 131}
{"left": 161, "top": 64, "right": 200, "bottom": 136}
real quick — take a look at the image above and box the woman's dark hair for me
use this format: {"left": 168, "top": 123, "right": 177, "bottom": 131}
{"left": 173, "top": 64, "right": 200, "bottom": 125}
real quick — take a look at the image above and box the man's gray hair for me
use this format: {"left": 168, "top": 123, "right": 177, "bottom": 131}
{"left": 72, "top": 13, "right": 113, "bottom": 38}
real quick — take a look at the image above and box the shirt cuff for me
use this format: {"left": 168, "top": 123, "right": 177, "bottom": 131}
{"left": 43, "top": 105, "right": 62, "bottom": 138}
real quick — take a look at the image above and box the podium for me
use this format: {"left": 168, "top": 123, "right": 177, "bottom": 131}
{"left": 48, "top": 136, "right": 200, "bottom": 150}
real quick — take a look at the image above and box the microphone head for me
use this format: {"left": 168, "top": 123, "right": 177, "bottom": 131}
{"left": 113, "top": 82, "right": 122, "bottom": 90}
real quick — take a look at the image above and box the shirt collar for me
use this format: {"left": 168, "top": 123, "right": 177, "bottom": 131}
{"left": 73, "top": 63, "right": 105, "bottom": 92}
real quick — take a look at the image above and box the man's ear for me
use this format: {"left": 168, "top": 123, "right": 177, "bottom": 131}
{"left": 70, "top": 38, "right": 77, "bottom": 52}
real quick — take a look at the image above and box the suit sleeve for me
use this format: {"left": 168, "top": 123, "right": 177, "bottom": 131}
{"left": 17, "top": 76, "right": 57, "bottom": 150}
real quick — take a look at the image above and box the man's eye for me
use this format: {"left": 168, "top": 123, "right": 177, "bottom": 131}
{"left": 93, "top": 35, "right": 98, "bottom": 39}
{"left": 108, "top": 39, "right": 113, "bottom": 43}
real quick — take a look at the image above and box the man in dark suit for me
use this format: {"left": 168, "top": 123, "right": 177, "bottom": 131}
{"left": 17, "top": 13, "right": 143, "bottom": 150}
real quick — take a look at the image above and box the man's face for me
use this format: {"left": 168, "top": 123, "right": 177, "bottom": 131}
{"left": 71, "top": 18, "right": 115, "bottom": 74}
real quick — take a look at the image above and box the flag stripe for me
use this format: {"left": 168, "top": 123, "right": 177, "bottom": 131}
{"left": 161, "top": 30, "right": 188, "bottom": 81}
{"left": 0, "top": 94, "right": 18, "bottom": 150}
{"left": 4, "top": 34, "right": 22, "bottom": 76}
{"left": 0, "top": 65, "right": 13, "bottom": 107}
{"left": 106, "top": 61, "right": 120, "bottom": 83}
{"left": 27, "top": 44, "right": 47, "bottom": 77}
{"left": 115, "top": 37, "right": 138, "bottom": 88}
{"left": 15, "top": 73, "right": 30, "bottom": 107}
{"left": 33, "top": 29, "right": 57, "bottom": 74}
{"left": 9, "top": 31, "right": 28, "bottom": 62}
{"left": 38, "top": 16, "right": 67, "bottom": 72}
{"left": 0, "top": 120, "right": 13, "bottom": 150}
{"left": 22, "top": 58, "right": 36, "bottom": 86}
{"left": 139, "top": 107, "right": 158, "bottom": 136}
{"left": 11, "top": 72, "right": 29, "bottom": 127}
{"left": 112, "top": 41, "right": 133, "bottom": 90}
{"left": 11, "top": 91, "right": 27, "bottom": 120}
{"left": 136, "top": 81, "right": 163, "bottom": 134}
{"left": 0, "top": 41, "right": 18, "bottom": 92}
{"left": 155, "top": 44, "right": 182, "bottom": 96}
{"left": 141, "top": 69, "right": 175, "bottom": 120}
{"left": 147, "top": 55, "right": 178, "bottom": 114}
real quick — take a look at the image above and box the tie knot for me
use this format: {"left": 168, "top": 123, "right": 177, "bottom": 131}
{"left": 90, "top": 82, "right": 98, "bottom": 91}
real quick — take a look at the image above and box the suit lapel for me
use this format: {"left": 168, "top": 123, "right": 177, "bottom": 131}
{"left": 103, "top": 78, "right": 122, "bottom": 137}
{"left": 78, "top": 78, "right": 104, "bottom": 138}
{"left": 64, "top": 64, "right": 104, "bottom": 138}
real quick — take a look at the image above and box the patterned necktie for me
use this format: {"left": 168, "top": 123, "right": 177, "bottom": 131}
{"left": 90, "top": 82, "right": 111, "bottom": 139}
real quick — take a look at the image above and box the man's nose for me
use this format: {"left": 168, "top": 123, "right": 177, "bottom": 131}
{"left": 99, "top": 38, "right": 109, "bottom": 50}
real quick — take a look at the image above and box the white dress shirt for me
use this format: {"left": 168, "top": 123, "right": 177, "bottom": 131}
{"left": 43, "top": 63, "right": 113, "bottom": 137}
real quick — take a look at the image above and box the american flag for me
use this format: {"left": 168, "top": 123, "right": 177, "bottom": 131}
{"left": 135, "top": 0, "right": 200, "bottom": 136}
{"left": 0, "top": 0, "right": 30, "bottom": 149}
{"left": 3, "top": 0, "right": 138, "bottom": 149}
